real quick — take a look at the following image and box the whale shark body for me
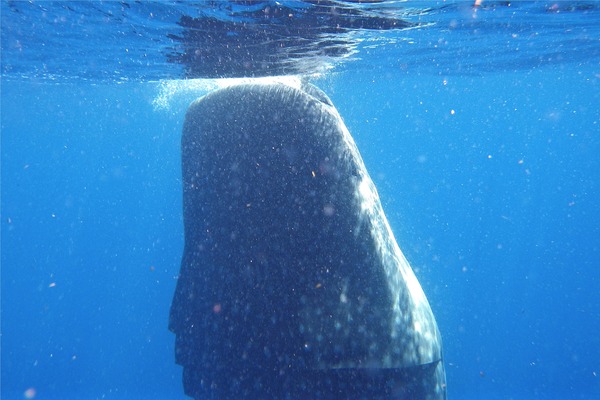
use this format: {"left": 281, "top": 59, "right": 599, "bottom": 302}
{"left": 169, "top": 81, "right": 446, "bottom": 399}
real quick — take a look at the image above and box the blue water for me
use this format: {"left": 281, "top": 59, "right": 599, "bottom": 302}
{"left": 2, "top": 1, "right": 600, "bottom": 399}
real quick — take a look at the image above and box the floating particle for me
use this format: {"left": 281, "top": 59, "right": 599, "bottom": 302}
{"left": 24, "top": 387, "right": 36, "bottom": 399}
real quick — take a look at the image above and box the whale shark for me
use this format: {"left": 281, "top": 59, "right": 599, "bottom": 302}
{"left": 169, "top": 80, "right": 446, "bottom": 399}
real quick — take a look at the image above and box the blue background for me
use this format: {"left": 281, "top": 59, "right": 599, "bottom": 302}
{"left": 2, "top": 64, "right": 599, "bottom": 399}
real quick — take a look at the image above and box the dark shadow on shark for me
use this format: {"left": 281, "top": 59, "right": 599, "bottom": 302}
{"left": 169, "top": 81, "right": 446, "bottom": 399}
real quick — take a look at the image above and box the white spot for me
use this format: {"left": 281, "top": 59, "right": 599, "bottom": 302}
{"left": 340, "top": 293, "right": 348, "bottom": 303}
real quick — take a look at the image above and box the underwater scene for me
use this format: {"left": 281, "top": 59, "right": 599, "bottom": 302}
{"left": 2, "top": 1, "right": 599, "bottom": 399}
